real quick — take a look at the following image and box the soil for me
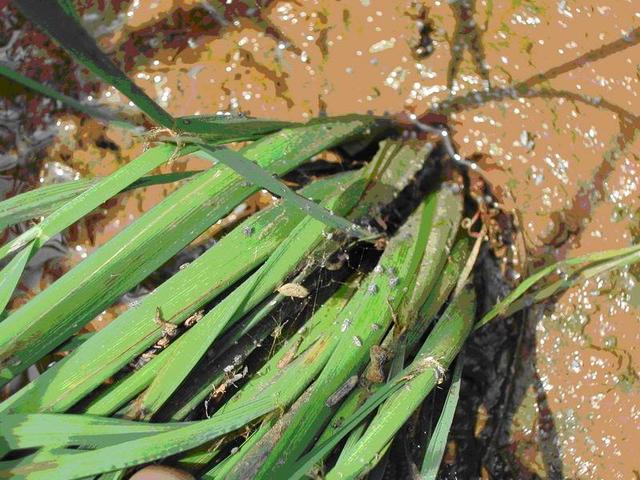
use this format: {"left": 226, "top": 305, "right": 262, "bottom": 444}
{"left": 1, "top": 0, "right": 639, "bottom": 478}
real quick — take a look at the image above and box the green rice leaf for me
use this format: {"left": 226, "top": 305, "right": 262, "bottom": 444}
{"left": 476, "top": 243, "right": 640, "bottom": 329}
{"left": 324, "top": 287, "right": 475, "bottom": 479}
{"left": 0, "top": 116, "right": 378, "bottom": 390}
{"left": 169, "top": 139, "right": 436, "bottom": 427}
{"left": 86, "top": 286, "right": 287, "bottom": 418}
{"left": 420, "top": 354, "right": 464, "bottom": 480}
{"left": 196, "top": 145, "right": 371, "bottom": 237}
{"left": 501, "top": 246, "right": 640, "bottom": 319}
{"left": 0, "top": 62, "right": 135, "bottom": 129}
{"left": 13, "top": 0, "right": 175, "bottom": 128}
{"left": 200, "top": 425, "right": 271, "bottom": 479}
{"left": 82, "top": 173, "right": 361, "bottom": 420}
{"left": 173, "top": 274, "right": 360, "bottom": 425}
{"left": 0, "top": 144, "right": 181, "bottom": 263}
{"left": 0, "top": 170, "right": 202, "bottom": 230}
{"left": 316, "top": 197, "right": 467, "bottom": 456}
{"left": 1, "top": 413, "right": 186, "bottom": 450}
{"left": 0, "top": 448, "right": 80, "bottom": 474}
{"left": 284, "top": 373, "right": 409, "bottom": 480}
{"left": 172, "top": 273, "right": 362, "bottom": 474}
{"left": 134, "top": 172, "right": 368, "bottom": 417}
{"left": 0, "top": 243, "right": 35, "bottom": 315}
{"left": 406, "top": 235, "right": 472, "bottom": 349}
{"left": 0, "top": 171, "right": 356, "bottom": 414}
{"left": 229, "top": 190, "right": 449, "bottom": 480}
{"left": 0, "top": 397, "right": 275, "bottom": 479}
{"left": 290, "top": 286, "right": 476, "bottom": 480}
{"left": 0, "top": 145, "right": 181, "bottom": 322}
{"left": 174, "top": 115, "right": 299, "bottom": 143}
{"left": 399, "top": 183, "right": 463, "bottom": 327}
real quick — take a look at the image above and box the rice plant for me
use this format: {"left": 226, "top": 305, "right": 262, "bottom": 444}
{"left": 1, "top": 2, "right": 638, "bottom": 479}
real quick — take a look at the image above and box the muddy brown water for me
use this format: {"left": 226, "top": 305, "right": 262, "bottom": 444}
{"left": 1, "top": 1, "right": 639, "bottom": 478}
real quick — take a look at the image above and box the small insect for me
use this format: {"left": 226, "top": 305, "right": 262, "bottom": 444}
{"left": 184, "top": 310, "right": 204, "bottom": 328}
{"left": 272, "top": 323, "right": 285, "bottom": 340}
{"left": 340, "top": 318, "right": 352, "bottom": 333}
{"left": 365, "top": 345, "right": 388, "bottom": 383}
{"left": 154, "top": 307, "right": 178, "bottom": 337}
{"left": 277, "top": 283, "right": 310, "bottom": 298}
{"left": 130, "top": 350, "right": 157, "bottom": 370}
{"left": 352, "top": 336, "right": 363, "bottom": 347}
{"left": 277, "top": 336, "right": 303, "bottom": 369}
{"left": 152, "top": 307, "right": 178, "bottom": 348}
{"left": 410, "top": 355, "right": 447, "bottom": 384}
{"left": 374, "top": 237, "right": 388, "bottom": 250}
{"left": 210, "top": 366, "right": 248, "bottom": 401}
{"left": 129, "top": 308, "right": 179, "bottom": 369}
{"left": 386, "top": 298, "right": 399, "bottom": 327}
{"left": 326, "top": 375, "right": 359, "bottom": 407}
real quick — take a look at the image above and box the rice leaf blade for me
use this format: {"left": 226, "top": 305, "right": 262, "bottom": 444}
{"left": 231, "top": 190, "right": 453, "bottom": 479}
{"left": 420, "top": 355, "right": 464, "bottom": 480}
{"left": 197, "top": 145, "right": 370, "bottom": 237}
{"left": 168, "top": 139, "right": 436, "bottom": 426}
{"left": 2, "top": 413, "right": 187, "bottom": 450}
{"left": 0, "top": 243, "right": 35, "bottom": 314}
{"left": 0, "top": 62, "right": 134, "bottom": 128}
{"left": 134, "top": 172, "right": 368, "bottom": 416}
{"left": 284, "top": 376, "right": 408, "bottom": 480}
{"left": 0, "top": 144, "right": 179, "bottom": 263}
{"left": 0, "top": 397, "right": 276, "bottom": 479}
{"left": 286, "top": 287, "right": 475, "bottom": 480}
{"left": 0, "top": 171, "right": 357, "bottom": 414}
{"left": 13, "top": 0, "right": 174, "bottom": 128}
{"left": 0, "top": 170, "right": 201, "bottom": 230}
{"left": 0, "top": 117, "right": 378, "bottom": 389}
{"left": 174, "top": 115, "right": 299, "bottom": 143}
{"left": 476, "top": 243, "right": 640, "bottom": 329}
{"left": 325, "top": 287, "right": 476, "bottom": 479}
{"left": 173, "top": 275, "right": 360, "bottom": 425}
